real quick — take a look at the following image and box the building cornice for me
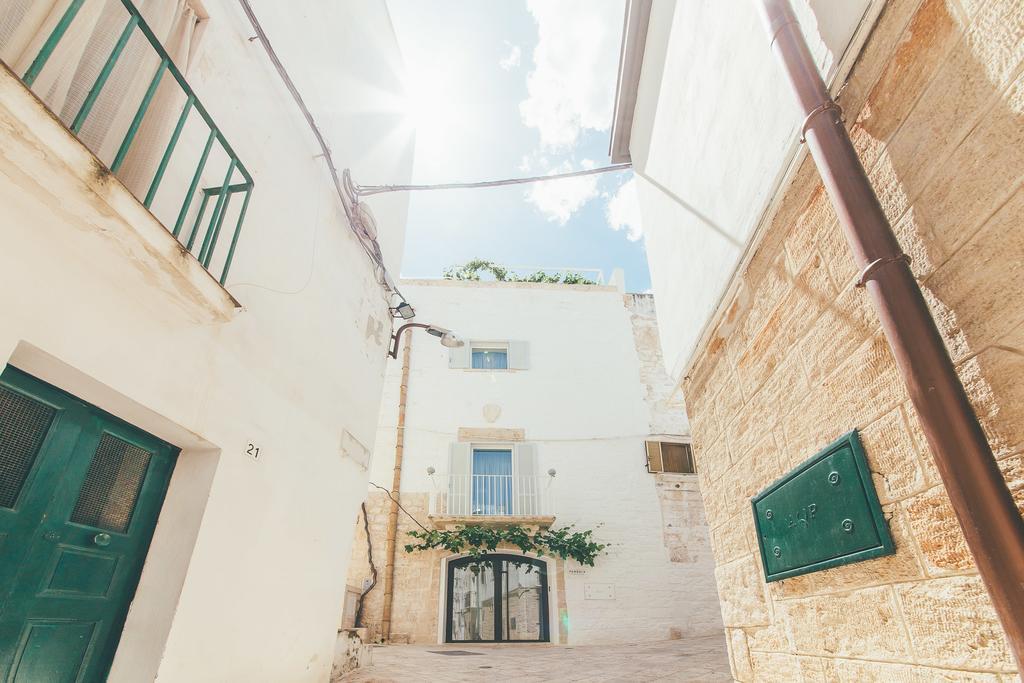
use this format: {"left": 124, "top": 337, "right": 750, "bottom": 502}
{"left": 609, "top": 0, "right": 653, "bottom": 164}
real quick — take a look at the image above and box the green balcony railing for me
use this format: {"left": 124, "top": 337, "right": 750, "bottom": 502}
{"left": 18, "top": 0, "right": 254, "bottom": 285}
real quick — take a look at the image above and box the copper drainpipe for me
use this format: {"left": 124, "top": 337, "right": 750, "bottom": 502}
{"left": 380, "top": 332, "right": 412, "bottom": 642}
{"left": 756, "top": 0, "right": 1024, "bottom": 666}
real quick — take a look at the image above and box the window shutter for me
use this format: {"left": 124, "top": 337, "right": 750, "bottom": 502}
{"left": 645, "top": 441, "right": 664, "bottom": 473}
{"left": 448, "top": 344, "right": 471, "bottom": 369}
{"left": 447, "top": 443, "right": 472, "bottom": 515}
{"left": 508, "top": 341, "right": 530, "bottom": 370}
{"left": 513, "top": 443, "right": 538, "bottom": 515}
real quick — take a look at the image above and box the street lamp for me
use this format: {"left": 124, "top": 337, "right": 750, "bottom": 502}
{"left": 388, "top": 323, "right": 464, "bottom": 359}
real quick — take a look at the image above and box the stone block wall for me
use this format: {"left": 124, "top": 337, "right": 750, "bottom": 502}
{"left": 682, "top": 0, "right": 1024, "bottom": 679}
{"left": 625, "top": 293, "right": 690, "bottom": 436}
{"left": 346, "top": 492, "right": 445, "bottom": 644}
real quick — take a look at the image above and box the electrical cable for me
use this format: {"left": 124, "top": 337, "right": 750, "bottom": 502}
{"left": 368, "top": 481, "right": 430, "bottom": 533}
{"left": 228, "top": 170, "right": 324, "bottom": 295}
{"left": 353, "top": 501, "right": 377, "bottom": 628}
{"left": 352, "top": 163, "right": 632, "bottom": 197}
{"left": 236, "top": 0, "right": 406, "bottom": 306}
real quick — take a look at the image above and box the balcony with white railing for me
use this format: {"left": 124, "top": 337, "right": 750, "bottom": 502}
{"left": 428, "top": 474, "right": 555, "bottom": 529}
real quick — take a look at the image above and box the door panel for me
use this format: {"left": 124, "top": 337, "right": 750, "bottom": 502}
{"left": 0, "top": 368, "right": 178, "bottom": 682}
{"left": 502, "top": 560, "right": 545, "bottom": 641}
{"left": 449, "top": 561, "right": 495, "bottom": 642}
{"left": 10, "top": 620, "right": 98, "bottom": 683}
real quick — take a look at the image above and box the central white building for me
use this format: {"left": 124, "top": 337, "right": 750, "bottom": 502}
{"left": 347, "top": 277, "right": 724, "bottom": 647}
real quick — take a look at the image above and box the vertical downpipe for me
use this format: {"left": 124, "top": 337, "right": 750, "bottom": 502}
{"left": 756, "top": 0, "right": 1024, "bottom": 666}
{"left": 380, "top": 333, "right": 412, "bottom": 642}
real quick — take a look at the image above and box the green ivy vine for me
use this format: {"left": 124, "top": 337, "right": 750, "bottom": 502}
{"left": 442, "top": 259, "right": 597, "bottom": 286}
{"left": 404, "top": 524, "right": 607, "bottom": 567}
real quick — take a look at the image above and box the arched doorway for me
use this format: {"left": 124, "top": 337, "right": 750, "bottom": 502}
{"left": 445, "top": 554, "right": 549, "bottom": 643}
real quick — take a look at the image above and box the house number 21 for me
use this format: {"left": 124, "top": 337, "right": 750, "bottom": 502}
{"left": 247, "top": 443, "right": 261, "bottom": 460}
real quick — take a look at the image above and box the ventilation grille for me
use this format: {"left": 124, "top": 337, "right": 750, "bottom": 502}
{"left": 0, "top": 387, "right": 55, "bottom": 509}
{"left": 71, "top": 433, "right": 152, "bottom": 533}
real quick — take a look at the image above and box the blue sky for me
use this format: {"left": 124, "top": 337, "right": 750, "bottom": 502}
{"left": 386, "top": 0, "right": 650, "bottom": 292}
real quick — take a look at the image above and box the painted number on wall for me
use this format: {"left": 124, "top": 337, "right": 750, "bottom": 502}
{"left": 247, "top": 443, "right": 261, "bottom": 460}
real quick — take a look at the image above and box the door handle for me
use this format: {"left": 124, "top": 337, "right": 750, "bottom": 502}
{"left": 93, "top": 533, "right": 112, "bottom": 547}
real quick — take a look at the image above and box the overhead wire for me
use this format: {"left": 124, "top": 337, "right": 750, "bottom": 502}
{"left": 237, "top": 0, "right": 403, "bottom": 305}
{"left": 237, "top": 1, "right": 633, "bottom": 307}
{"left": 351, "top": 163, "right": 632, "bottom": 197}
{"left": 368, "top": 481, "right": 430, "bottom": 533}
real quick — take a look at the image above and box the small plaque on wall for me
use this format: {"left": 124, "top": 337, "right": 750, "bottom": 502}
{"left": 751, "top": 430, "right": 894, "bottom": 582}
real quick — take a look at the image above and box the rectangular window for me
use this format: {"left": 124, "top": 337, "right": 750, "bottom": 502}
{"left": 645, "top": 441, "right": 696, "bottom": 474}
{"left": 451, "top": 341, "right": 528, "bottom": 370}
{"left": 471, "top": 345, "right": 509, "bottom": 370}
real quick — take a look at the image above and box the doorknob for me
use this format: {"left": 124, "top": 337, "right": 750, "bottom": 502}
{"left": 93, "top": 533, "right": 112, "bottom": 547}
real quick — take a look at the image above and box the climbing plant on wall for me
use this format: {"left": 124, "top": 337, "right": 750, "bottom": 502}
{"left": 442, "top": 259, "right": 598, "bottom": 285}
{"left": 404, "top": 524, "right": 607, "bottom": 566}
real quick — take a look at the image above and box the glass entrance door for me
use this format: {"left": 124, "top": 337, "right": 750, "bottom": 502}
{"left": 446, "top": 554, "right": 548, "bottom": 643}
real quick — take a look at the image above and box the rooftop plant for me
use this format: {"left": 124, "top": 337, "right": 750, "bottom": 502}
{"left": 443, "top": 259, "right": 598, "bottom": 285}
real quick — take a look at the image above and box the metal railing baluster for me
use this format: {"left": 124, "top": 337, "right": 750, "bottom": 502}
{"left": 71, "top": 15, "right": 139, "bottom": 134}
{"left": 145, "top": 95, "right": 193, "bottom": 208}
{"left": 23, "top": 0, "right": 87, "bottom": 86}
{"left": 174, "top": 127, "right": 216, "bottom": 238}
{"left": 202, "top": 188, "right": 233, "bottom": 267}
{"left": 198, "top": 159, "right": 236, "bottom": 265}
{"left": 111, "top": 57, "right": 167, "bottom": 173}
{"left": 219, "top": 185, "right": 251, "bottom": 284}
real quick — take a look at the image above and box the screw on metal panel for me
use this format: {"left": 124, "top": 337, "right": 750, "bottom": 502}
{"left": 828, "top": 471, "right": 841, "bottom": 485}
{"left": 842, "top": 519, "right": 854, "bottom": 532}
{"left": 765, "top": 509, "right": 774, "bottom": 519}
{"left": 773, "top": 546, "right": 782, "bottom": 557}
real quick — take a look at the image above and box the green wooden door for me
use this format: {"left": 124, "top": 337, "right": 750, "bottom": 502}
{"left": 0, "top": 368, "right": 178, "bottom": 682}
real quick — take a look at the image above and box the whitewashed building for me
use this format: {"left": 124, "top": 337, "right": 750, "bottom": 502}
{"left": 0, "top": 1, "right": 412, "bottom": 680}
{"left": 346, "top": 277, "right": 724, "bottom": 647}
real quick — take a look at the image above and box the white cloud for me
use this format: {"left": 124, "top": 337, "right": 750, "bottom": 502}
{"left": 519, "top": 0, "right": 624, "bottom": 148}
{"left": 499, "top": 42, "right": 521, "bottom": 71}
{"left": 606, "top": 177, "right": 643, "bottom": 241}
{"left": 525, "top": 161, "right": 600, "bottom": 225}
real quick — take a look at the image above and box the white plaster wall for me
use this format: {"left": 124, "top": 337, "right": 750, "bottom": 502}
{"left": 0, "top": 1, "right": 413, "bottom": 681}
{"left": 367, "top": 281, "right": 722, "bottom": 645}
{"left": 631, "top": 0, "right": 875, "bottom": 381}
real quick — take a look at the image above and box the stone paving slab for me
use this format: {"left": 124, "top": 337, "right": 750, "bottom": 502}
{"left": 338, "top": 635, "right": 732, "bottom": 682}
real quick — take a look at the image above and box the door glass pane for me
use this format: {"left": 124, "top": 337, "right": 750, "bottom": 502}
{"left": 471, "top": 449, "right": 512, "bottom": 515}
{"left": 70, "top": 433, "right": 152, "bottom": 533}
{"left": 502, "top": 560, "right": 544, "bottom": 641}
{"left": 0, "top": 386, "right": 56, "bottom": 509}
{"left": 450, "top": 562, "right": 496, "bottom": 641}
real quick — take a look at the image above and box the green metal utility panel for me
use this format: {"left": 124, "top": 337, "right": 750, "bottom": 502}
{"left": 751, "top": 430, "right": 894, "bottom": 582}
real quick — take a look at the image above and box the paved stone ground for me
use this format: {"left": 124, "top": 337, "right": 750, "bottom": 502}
{"left": 339, "top": 635, "right": 732, "bottom": 682}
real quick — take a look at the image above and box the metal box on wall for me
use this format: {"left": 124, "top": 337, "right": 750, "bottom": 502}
{"left": 751, "top": 430, "right": 894, "bottom": 582}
